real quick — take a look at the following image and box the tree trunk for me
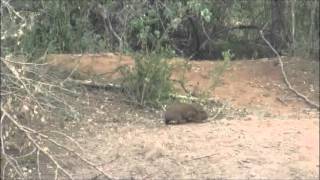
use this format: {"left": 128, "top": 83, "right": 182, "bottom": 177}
{"left": 271, "top": 0, "right": 285, "bottom": 52}
{"left": 291, "top": 0, "right": 296, "bottom": 55}
{"left": 308, "top": 0, "right": 317, "bottom": 58}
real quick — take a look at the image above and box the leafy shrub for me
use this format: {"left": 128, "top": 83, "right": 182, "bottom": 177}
{"left": 209, "top": 50, "right": 233, "bottom": 89}
{"left": 120, "top": 52, "right": 173, "bottom": 107}
{"left": 19, "top": 1, "right": 107, "bottom": 59}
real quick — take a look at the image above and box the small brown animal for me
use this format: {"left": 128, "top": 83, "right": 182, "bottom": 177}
{"left": 164, "top": 103, "right": 208, "bottom": 124}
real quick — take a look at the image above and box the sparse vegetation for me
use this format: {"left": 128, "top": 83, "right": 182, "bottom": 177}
{"left": 120, "top": 52, "right": 173, "bottom": 107}
{"left": 209, "top": 50, "right": 233, "bottom": 89}
{"left": 1, "top": 0, "right": 319, "bottom": 179}
{"left": 3, "top": 0, "right": 318, "bottom": 60}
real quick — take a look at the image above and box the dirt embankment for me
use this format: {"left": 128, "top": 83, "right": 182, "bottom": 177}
{"left": 45, "top": 54, "right": 319, "bottom": 179}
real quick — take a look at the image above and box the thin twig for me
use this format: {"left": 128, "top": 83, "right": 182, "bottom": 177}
{"left": 211, "top": 103, "right": 226, "bottom": 120}
{"left": 0, "top": 112, "right": 24, "bottom": 177}
{"left": 95, "top": 3, "right": 123, "bottom": 51}
{"left": 60, "top": 60, "right": 81, "bottom": 85}
{"left": 22, "top": 76, "right": 78, "bottom": 95}
{"left": 2, "top": 59, "right": 44, "bottom": 110}
{"left": 182, "top": 153, "right": 219, "bottom": 163}
{"left": 1, "top": 57, "right": 49, "bottom": 66}
{"left": 2, "top": 161, "right": 8, "bottom": 180}
{"left": 1, "top": 109, "right": 74, "bottom": 179}
{"left": 48, "top": 130, "right": 84, "bottom": 152}
{"left": 15, "top": 147, "right": 36, "bottom": 159}
{"left": 27, "top": 132, "right": 73, "bottom": 179}
{"left": 1, "top": 106, "right": 113, "bottom": 180}
{"left": 37, "top": 149, "right": 42, "bottom": 180}
{"left": 2, "top": 64, "right": 78, "bottom": 95}
{"left": 54, "top": 167, "right": 59, "bottom": 180}
{"left": 1, "top": 0, "right": 25, "bottom": 21}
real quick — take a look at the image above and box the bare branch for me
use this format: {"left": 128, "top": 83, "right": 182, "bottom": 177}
{"left": 37, "top": 149, "right": 42, "bottom": 180}
{"left": 260, "top": 27, "right": 319, "bottom": 110}
{"left": 15, "top": 147, "right": 36, "bottom": 159}
{"left": 211, "top": 103, "right": 226, "bottom": 121}
{"left": 0, "top": 112, "right": 24, "bottom": 178}
{"left": 48, "top": 130, "right": 84, "bottom": 152}
{"left": 2, "top": 161, "right": 8, "bottom": 180}
{"left": 1, "top": 107, "right": 113, "bottom": 179}
{"left": 1, "top": 109, "right": 74, "bottom": 179}
{"left": 2, "top": 59, "right": 43, "bottom": 110}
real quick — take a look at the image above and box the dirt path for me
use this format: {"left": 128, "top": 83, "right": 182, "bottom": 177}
{"left": 73, "top": 115, "right": 318, "bottom": 179}
{"left": 49, "top": 54, "right": 319, "bottom": 179}
{"left": 66, "top": 90, "right": 318, "bottom": 179}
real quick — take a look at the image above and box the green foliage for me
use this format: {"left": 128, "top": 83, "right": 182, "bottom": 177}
{"left": 222, "top": 49, "right": 235, "bottom": 61}
{"left": 290, "top": 0, "right": 319, "bottom": 59}
{"left": 127, "top": 0, "right": 214, "bottom": 53}
{"left": 120, "top": 51, "right": 174, "bottom": 107}
{"left": 186, "top": 0, "right": 212, "bottom": 22}
{"left": 20, "top": 1, "right": 106, "bottom": 59}
{"left": 3, "top": 0, "right": 318, "bottom": 60}
{"left": 209, "top": 50, "right": 232, "bottom": 89}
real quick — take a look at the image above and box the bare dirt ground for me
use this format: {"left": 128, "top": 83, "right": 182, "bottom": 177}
{"left": 47, "top": 54, "right": 319, "bottom": 179}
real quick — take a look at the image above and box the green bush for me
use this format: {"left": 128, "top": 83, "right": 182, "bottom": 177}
{"left": 120, "top": 52, "right": 173, "bottom": 107}
{"left": 209, "top": 50, "right": 233, "bottom": 89}
{"left": 19, "top": 1, "right": 107, "bottom": 59}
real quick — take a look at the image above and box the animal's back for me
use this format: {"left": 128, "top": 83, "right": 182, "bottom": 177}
{"left": 164, "top": 103, "right": 208, "bottom": 124}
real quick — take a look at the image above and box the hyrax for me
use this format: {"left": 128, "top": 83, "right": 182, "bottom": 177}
{"left": 164, "top": 103, "right": 208, "bottom": 124}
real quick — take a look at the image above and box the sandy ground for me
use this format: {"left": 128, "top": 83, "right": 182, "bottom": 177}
{"left": 46, "top": 54, "right": 319, "bottom": 179}
{"left": 66, "top": 93, "right": 318, "bottom": 179}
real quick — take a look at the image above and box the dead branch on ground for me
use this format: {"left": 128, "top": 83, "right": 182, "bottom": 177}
{"left": 69, "top": 78, "right": 223, "bottom": 105}
{"left": 260, "top": 25, "right": 319, "bottom": 110}
{"left": 1, "top": 1, "right": 114, "bottom": 179}
{"left": 1, "top": 108, "right": 113, "bottom": 180}
{"left": 1, "top": 56, "right": 113, "bottom": 179}
{"left": 182, "top": 153, "right": 219, "bottom": 163}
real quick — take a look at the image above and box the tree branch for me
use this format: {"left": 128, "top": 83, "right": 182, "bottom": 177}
{"left": 260, "top": 26, "right": 319, "bottom": 110}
